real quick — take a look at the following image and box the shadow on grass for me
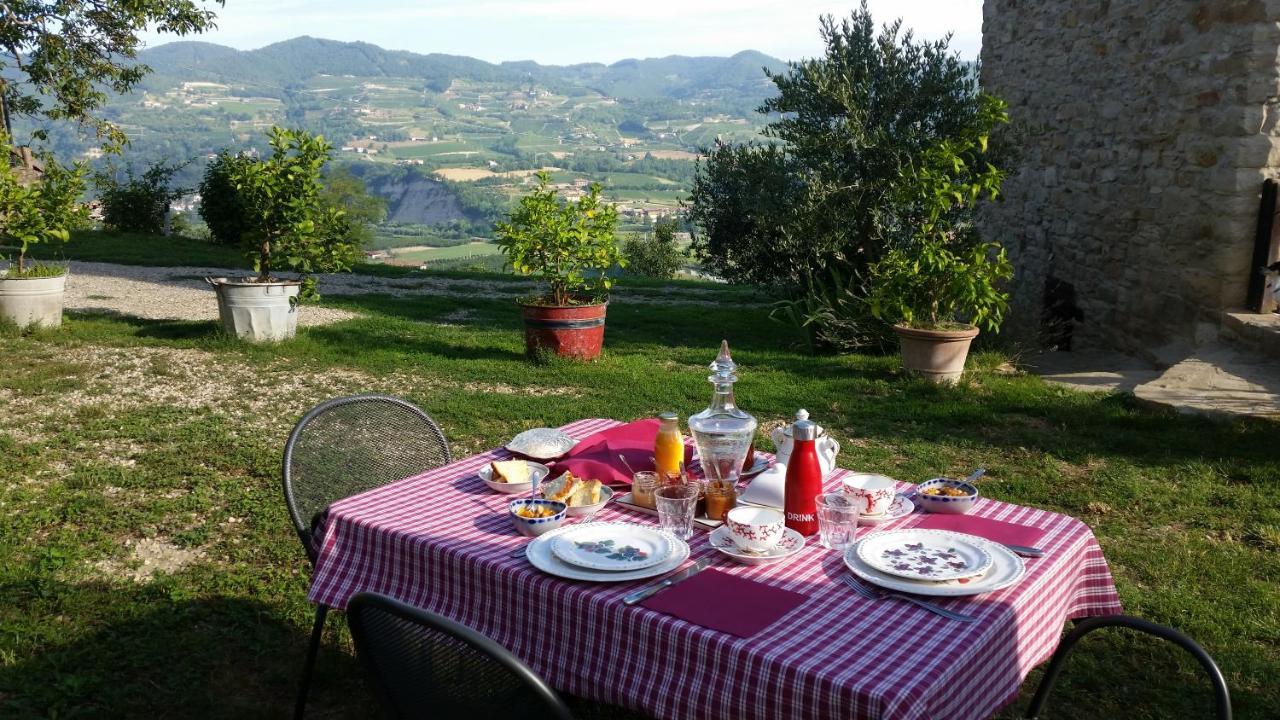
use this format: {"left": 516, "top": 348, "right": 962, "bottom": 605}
{"left": 0, "top": 581, "right": 368, "bottom": 720}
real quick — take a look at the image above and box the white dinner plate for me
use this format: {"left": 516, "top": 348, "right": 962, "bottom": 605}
{"left": 843, "top": 538, "right": 1025, "bottom": 597}
{"left": 858, "top": 494, "right": 915, "bottom": 525}
{"left": 708, "top": 525, "right": 806, "bottom": 566}
{"left": 551, "top": 522, "right": 674, "bottom": 571}
{"left": 526, "top": 524, "right": 691, "bottom": 582}
{"left": 857, "top": 529, "right": 993, "bottom": 581}
{"left": 478, "top": 461, "right": 550, "bottom": 494}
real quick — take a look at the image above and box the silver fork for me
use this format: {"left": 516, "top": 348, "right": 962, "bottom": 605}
{"left": 841, "top": 575, "right": 978, "bottom": 623}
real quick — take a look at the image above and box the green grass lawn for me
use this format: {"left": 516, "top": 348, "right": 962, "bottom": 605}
{"left": 0, "top": 235, "right": 1276, "bottom": 719}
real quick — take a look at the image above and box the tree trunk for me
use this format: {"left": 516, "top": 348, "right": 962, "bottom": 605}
{"left": 0, "top": 81, "right": 11, "bottom": 140}
{"left": 260, "top": 237, "right": 271, "bottom": 281}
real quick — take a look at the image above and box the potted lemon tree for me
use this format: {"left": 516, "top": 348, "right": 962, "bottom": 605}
{"left": 207, "top": 127, "right": 359, "bottom": 342}
{"left": 495, "top": 171, "right": 623, "bottom": 360}
{"left": 0, "top": 137, "right": 87, "bottom": 329}
{"left": 869, "top": 114, "right": 1012, "bottom": 384}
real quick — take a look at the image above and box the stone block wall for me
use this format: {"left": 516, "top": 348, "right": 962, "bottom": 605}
{"left": 980, "top": 0, "right": 1280, "bottom": 359}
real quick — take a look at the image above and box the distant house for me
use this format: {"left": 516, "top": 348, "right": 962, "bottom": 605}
{"left": 363, "top": 249, "right": 390, "bottom": 260}
{"left": 572, "top": 178, "right": 589, "bottom": 188}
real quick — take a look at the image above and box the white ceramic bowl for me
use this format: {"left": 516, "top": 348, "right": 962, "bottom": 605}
{"left": 914, "top": 477, "right": 979, "bottom": 514}
{"left": 478, "top": 461, "right": 550, "bottom": 494}
{"left": 508, "top": 498, "right": 568, "bottom": 537}
{"left": 562, "top": 485, "right": 615, "bottom": 518}
{"left": 725, "top": 506, "right": 785, "bottom": 553}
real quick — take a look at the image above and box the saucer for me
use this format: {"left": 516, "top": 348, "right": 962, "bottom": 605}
{"left": 708, "top": 525, "right": 806, "bottom": 566}
{"left": 858, "top": 494, "right": 915, "bottom": 526}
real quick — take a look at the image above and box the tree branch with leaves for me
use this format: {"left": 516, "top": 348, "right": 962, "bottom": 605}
{"left": 0, "top": 0, "right": 221, "bottom": 149}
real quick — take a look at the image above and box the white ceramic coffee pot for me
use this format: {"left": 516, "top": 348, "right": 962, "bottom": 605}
{"left": 769, "top": 409, "right": 840, "bottom": 477}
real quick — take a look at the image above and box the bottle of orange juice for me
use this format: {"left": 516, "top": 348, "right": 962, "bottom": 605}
{"left": 654, "top": 412, "right": 684, "bottom": 480}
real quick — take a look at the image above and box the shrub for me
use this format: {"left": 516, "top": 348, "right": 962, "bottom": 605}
{"left": 96, "top": 160, "right": 190, "bottom": 234}
{"left": 225, "top": 127, "right": 361, "bottom": 301}
{"left": 867, "top": 112, "right": 1012, "bottom": 332}
{"left": 688, "top": 2, "right": 1006, "bottom": 349}
{"left": 623, "top": 218, "right": 685, "bottom": 279}
{"left": 198, "top": 151, "right": 253, "bottom": 245}
{"left": 0, "top": 135, "right": 88, "bottom": 276}
{"left": 495, "top": 171, "right": 622, "bottom": 305}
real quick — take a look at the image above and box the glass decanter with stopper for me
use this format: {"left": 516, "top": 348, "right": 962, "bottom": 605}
{"left": 688, "top": 340, "right": 758, "bottom": 489}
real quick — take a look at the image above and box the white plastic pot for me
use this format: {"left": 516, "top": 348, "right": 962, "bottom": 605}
{"left": 207, "top": 277, "right": 302, "bottom": 342}
{"left": 0, "top": 271, "right": 67, "bottom": 329}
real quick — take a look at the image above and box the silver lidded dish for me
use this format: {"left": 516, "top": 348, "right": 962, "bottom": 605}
{"left": 505, "top": 428, "right": 578, "bottom": 461}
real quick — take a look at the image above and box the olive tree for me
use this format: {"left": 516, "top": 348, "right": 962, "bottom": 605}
{"left": 687, "top": 2, "right": 1006, "bottom": 349}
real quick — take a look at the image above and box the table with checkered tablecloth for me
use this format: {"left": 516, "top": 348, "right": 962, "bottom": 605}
{"left": 309, "top": 418, "right": 1123, "bottom": 720}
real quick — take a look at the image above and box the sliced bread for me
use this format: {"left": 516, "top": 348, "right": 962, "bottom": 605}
{"left": 568, "top": 479, "right": 603, "bottom": 507}
{"left": 490, "top": 460, "right": 532, "bottom": 484}
{"left": 540, "top": 472, "right": 579, "bottom": 503}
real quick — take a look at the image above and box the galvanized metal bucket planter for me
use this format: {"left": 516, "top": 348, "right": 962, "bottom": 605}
{"left": 0, "top": 270, "right": 67, "bottom": 329}
{"left": 207, "top": 277, "right": 302, "bottom": 342}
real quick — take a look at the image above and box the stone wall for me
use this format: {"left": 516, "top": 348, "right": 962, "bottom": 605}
{"left": 980, "top": 0, "right": 1280, "bottom": 359}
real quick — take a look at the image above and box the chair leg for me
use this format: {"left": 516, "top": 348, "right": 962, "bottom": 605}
{"left": 294, "top": 605, "right": 329, "bottom": 720}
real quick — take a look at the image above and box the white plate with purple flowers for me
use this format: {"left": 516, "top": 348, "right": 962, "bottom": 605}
{"left": 856, "top": 529, "right": 993, "bottom": 582}
{"left": 550, "top": 522, "right": 675, "bottom": 571}
{"left": 843, "top": 539, "right": 1024, "bottom": 597}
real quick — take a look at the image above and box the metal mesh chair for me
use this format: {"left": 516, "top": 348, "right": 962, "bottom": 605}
{"left": 284, "top": 394, "right": 451, "bottom": 719}
{"left": 1025, "top": 615, "right": 1232, "bottom": 719}
{"left": 347, "top": 592, "right": 575, "bottom": 720}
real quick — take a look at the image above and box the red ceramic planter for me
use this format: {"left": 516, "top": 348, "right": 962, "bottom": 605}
{"left": 520, "top": 302, "right": 608, "bottom": 360}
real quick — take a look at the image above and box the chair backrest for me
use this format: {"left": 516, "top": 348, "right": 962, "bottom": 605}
{"left": 1026, "top": 615, "right": 1231, "bottom": 720}
{"left": 347, "top": 593, "right": 575, "bottom": 720}
{"left": 283, "top": 395, "right": 451, "bottom": 564}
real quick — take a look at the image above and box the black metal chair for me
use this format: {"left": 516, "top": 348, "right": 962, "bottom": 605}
{"left": 284, "top": 394, "right": 452, "bottom": 720}
{"left": 347, "top": 592, "right": 575, "bottom": 720}
{"left": 1025, "top": 615, "right": 1231, "bottom": 719}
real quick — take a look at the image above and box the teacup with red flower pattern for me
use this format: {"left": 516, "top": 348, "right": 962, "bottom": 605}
{"left": 725, "top": 507, "right": 785, "bottom": 553}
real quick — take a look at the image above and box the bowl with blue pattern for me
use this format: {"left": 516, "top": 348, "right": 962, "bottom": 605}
{"left": 509, "top": 498, "right": 568, "bottom": 537}
{"left": 914, "top": 478, "right": 979, "bottom": 514}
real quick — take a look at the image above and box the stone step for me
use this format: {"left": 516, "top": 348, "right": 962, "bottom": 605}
{"left": 1028, "top": 345, "right": 1280, "bottom": 419}
{"left": 1221, "top": 309, "right": 1280, "bottom": 362}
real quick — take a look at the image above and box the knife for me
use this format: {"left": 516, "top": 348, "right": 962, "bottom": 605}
{"left": 1003, "top": 543, "right": 1045, "bottom": 558}
{"left": 623, "top": 557, "right": 713, "bottom": 605}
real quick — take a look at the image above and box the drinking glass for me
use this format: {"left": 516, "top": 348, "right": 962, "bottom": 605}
{"left": 815, "top": 492, "right": 859, "bottom": 551}
{"left": 655, "top": 484, "right": 700, "bottom": 540}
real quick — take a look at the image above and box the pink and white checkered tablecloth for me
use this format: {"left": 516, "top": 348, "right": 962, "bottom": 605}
{"left": 309, "top": 418, "right": 1122, "bottom": 720}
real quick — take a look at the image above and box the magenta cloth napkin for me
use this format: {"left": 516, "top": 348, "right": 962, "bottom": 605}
{"left": 915, "top": 513, "right": 1048, "bottom": 547}
{"left": 639, "top": 568, "right": 808, "bottom": 638}
{"left": 554, "top": 419, "right": 692, "bottom": 487}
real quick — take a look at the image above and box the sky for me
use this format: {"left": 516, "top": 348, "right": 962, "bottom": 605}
{"left": 145, "top": 1, "right": 983, "bottom": 65}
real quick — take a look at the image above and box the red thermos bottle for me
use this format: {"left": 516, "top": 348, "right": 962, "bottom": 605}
{"left": 784, "top": 419, "right": 823, "bottom": 535}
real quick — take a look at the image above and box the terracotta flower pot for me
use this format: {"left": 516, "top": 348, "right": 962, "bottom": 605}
{"left": 520, "top": 301, "right": 607, "bottom": 360}
{"left": 892, "top": 324, "right": 980, "bottom": 384}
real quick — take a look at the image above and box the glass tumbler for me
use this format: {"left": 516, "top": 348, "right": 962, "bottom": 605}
{"left": 655, "top": 483, "right": 700, "bottom": 540}
{"left": 815, "top": 492, "right": 859, "bottom": 551}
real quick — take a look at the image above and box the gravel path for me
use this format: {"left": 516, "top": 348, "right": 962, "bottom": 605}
{"left": 64, "top": 262, "right": 363, "bottom": 326}
{"left": 63, "top": 261, "right": 758, "bottom": 325}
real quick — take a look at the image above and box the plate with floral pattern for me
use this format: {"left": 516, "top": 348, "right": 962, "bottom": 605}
{"left": 856, "top": 529, "right": 993, "bottom": 581}
{"left": 550, "top": 522, "right": 675, "bottom": 571}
